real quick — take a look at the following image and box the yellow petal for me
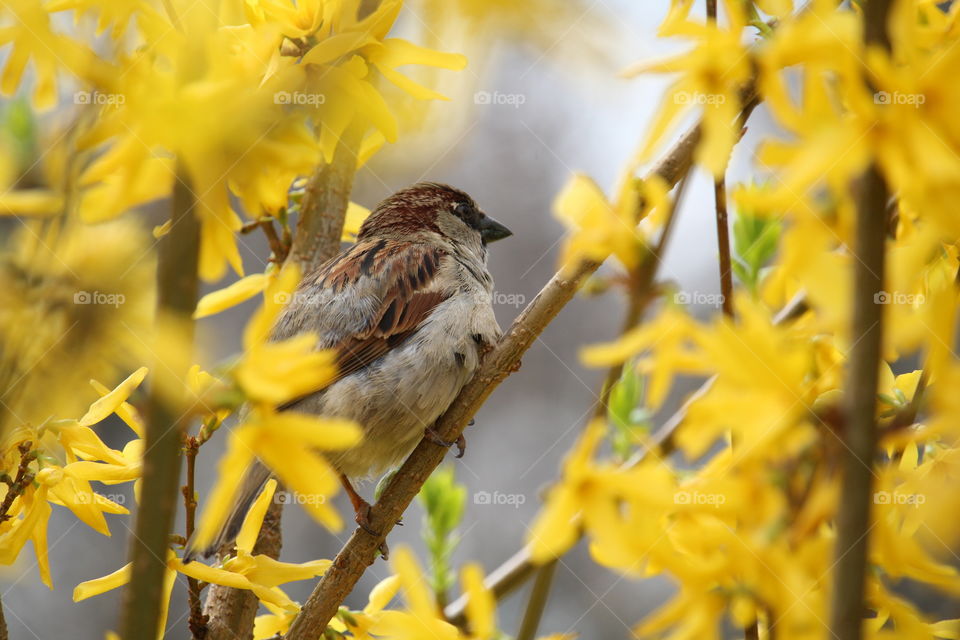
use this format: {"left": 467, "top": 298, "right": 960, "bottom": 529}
{"left": 193, "top": 427, "right": 257, "bottom": 549}
{"left": 527, "top": 484, "right": 581, "bottom": 563}
{"left": 257, "top": 412, "right": 362, "bottom": 451}
{"left": 462, "top": 563, "right": 494, "bottom": 639}
{"left": 195, "top": 273, "right": 269, "bottom": 319}
{"left": 74, "top": 563, "right": 132, "bottom": 601}
{"left": 80, "top": 367, "right": 149, "bottom": 427}
{"left": 365, "top": 575, "right": 400, "bottom": 613}
{"left": 236, "top": 479, "right": 278, "bottom": 554}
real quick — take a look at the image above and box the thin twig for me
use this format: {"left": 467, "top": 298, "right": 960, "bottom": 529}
{"left": 828, "top": 2, "right": 893, "bottom": 639}
{"left": 182, "top": 435, "right": 208, "bottom": 639}
{"left": 714, "top": 176, "right": 735, "bottom": 318}
{"left": 242, "top": 218, "right": 289, "bottom": 265}
{"left": 119, "top": 169, "right": 201, "bottom": 639}
{"left": 283, "top": 111, "right": 710, "bottom": 640}
{"left": 0, "top": 593, "right": 7, "bottom": 640}
{"left": 594, "top": 171, "right": 690, "bottom": 418}
{"left": 0, "top": 442, "right": 36, "bottom": 524}
{"left": 516, "top": 558, "right": 558, "bottom": 640}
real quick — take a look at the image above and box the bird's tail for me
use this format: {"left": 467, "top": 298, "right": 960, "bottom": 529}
{"left": 184, "top": 460, "right": 273, "bottom": 562}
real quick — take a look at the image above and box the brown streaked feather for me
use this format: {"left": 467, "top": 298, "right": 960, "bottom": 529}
{"left": 322, "top": 240, "right": 449, "bottom": 384}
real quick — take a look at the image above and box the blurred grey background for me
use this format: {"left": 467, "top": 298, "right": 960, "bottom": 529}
{"left": 0, "top": 1, "right": 777, "bottom": 637}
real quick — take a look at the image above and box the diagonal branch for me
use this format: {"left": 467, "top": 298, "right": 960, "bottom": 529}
{"left": 283, "top": 117, "right": 708, "bottom": 640}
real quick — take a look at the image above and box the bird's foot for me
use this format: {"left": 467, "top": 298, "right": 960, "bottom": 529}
{"left": 340, "top": 473, "right": 393, "bottom": 559}
{"left": 424, "top": 427, "right": 466, "bottom": 458}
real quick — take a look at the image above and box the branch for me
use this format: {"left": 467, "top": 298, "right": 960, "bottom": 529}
{"left": 119, "top": 169, "right": 201, "bottom": 639}
{"left": 714, "top": 176, "right": 734, "bottom": 318}
{"left": 0, "top": 593, "right": 6, "bottom": 640}
{"left": 182, "top": 435, "right": 208, "bottom": 639}
{"left": 282, "top": 116, "right": 707, "bottom": 640}
{"left": 0, "top": 442, "right": 36, "bottom": 524}
{"left": 202, "top": 501, "right": 283, "bottom": 639}
{"left": 515, "top": 558, "right": 558, "bottom": 640}
{"left": 829, "top": 3, "right": 893, "bottom": 638}
{"left": 289, "top": 127, "right": 361, "bottom": 274}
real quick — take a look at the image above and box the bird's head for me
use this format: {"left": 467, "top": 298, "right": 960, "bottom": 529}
{"left": 357, "top": 182, "right": 512, "bottom": 253}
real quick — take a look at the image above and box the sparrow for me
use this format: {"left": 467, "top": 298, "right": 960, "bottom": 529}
{"left": 193, "top": 182, "right": 511, "bottom": 558}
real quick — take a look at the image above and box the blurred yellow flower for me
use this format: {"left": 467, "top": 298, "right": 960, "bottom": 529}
{"left": 625, "top": 0, "right": 752, "bottom": 177}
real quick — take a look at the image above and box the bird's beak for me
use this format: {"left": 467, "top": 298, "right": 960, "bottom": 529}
{"left": 479, "top": 215, "right": 512, "bottom": 243}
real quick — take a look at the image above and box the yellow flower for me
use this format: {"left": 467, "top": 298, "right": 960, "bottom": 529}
{"left": 77, "top": 480, "right": 329, "bottom": 637}
{"left": 65, "top": 0, "right": 465, "bottom": 281}
{"left": 193, "top": 409, "right": 361, "bottom": 549}
{"left": 329, "top": 575, "right": 401, "bottom": 639}
{"left": 368, "top": 546, "right": 460, "bottom": 640}
{"left": 527, "top": 420, "right": 676, "bottom": 563}
{"left": 553, "top": 173, "right": 643, "bottom": 271}
{"left": 343, "top": 201, "right": 372, "bottom": 242}
{"left": 194, "top": 273, "right": 270, "bottom": 319}
{"left": 179, "top": 480, "right": 331, "bottom": 605}
{"left": 581, "top": 307, "right": 702, "bottom": 411}
{"left": 625, "top": 0, "right": 752, "bottom": 177}
{"left": 232, "top": 265, "right": 338, "bottom": 405}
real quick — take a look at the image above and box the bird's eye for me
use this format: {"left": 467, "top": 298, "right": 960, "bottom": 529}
{"left": 454, "top": 202, "right": 479, "bottom": 227}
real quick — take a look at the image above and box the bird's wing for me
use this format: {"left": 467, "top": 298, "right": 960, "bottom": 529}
{"left": 273, "top": 239, "right": 450, "bottom": 385}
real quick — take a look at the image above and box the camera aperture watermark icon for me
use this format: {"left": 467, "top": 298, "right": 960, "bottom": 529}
{"left": 473, "top": 490, "right": 525, "bottom": 509}
{"left": 874, "top": 91, "right": 925, "bottom": 107}
{"left": 674, "top": 490, "right": 726, "bottom": 507}
{"left": 275, "top": 491, "right": 326, "bottom": 506}
{"left": 474, "top": 91, "right": 526, "bottom": 108}
{"left": 873, "top": 490, "right": 925, "bottom": 507}
{"left": 674, "top": 91, "right": 726, "bottom": 106}
{"left": 275, "top": 91, "right": 326, "bottom": 106}
{"left": 674, "top": 290, "right": 725, "bottom": 307}
{"left": 74, "top": 291, "right": 125, "bottom": 307}
{"left": 874, "top": 291, "right": 924, "bottom": 305}
{"left": 74, "top": 91, "right": 125, "bottom": 106}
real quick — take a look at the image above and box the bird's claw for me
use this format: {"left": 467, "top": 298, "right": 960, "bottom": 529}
{"left": 424, "top": 427, "right": 467, "bottom": 458}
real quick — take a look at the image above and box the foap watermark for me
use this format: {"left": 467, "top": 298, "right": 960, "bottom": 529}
{"left": 275, "top": 91, "right": 326, "bottom": 106}
{"left": 77, "top": 491, "right": 127, "bottom": 505}
{"left": 674, "top": 91, "right": 726, "bottom": 106}
{"left": 474, "top": 90, "right": 526, "bottom": 108}
{"left": 274, "top": 490, "right": 327, "bottom": 506}
{"left": 674, "top": 490, "right": 726, "bottom": 507}
{"left": 273, "top": 290, "right": 325, "bottom": 306}
{"left": 674, "top": 290, "right": 725, "bottom": 307}
{"left": 874, "top": 91, "right": 925, "bottom": 107}
{"left": 74, "top": 291, "right": 125, "bottom": 307}
{"left": 74, "top": 90, "right": 125, "bottom": 106}
{"left": 874, "top": 490, "right": 925, "bottom": 507}
{"left": 473, "top": 490, "right": 525, "bottom": 508}
{"left": 874, "top": 291, "right": 925, "bottom": 305}
{"left": 492, "top": 291, "right": 526, "bottom": 308}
